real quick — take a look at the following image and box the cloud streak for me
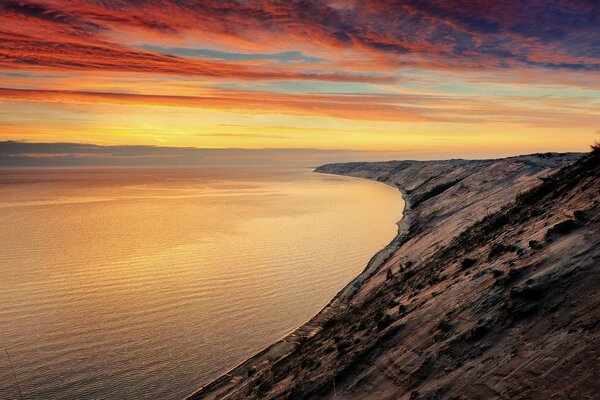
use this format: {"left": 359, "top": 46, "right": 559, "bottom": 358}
{"left": 0, "top": 140, "right": 398, "bottom": 167}
{"left": 1, "top": 0, "right": 599, "bottom": 78}
{"left": 1, "top": 1, "right": 598, "bottom": 154}
{"left": 0, "top": 32, "right": 394, "bottom": 83}
{"left": 2, "top": 86, "right": 598, "bottom": 128}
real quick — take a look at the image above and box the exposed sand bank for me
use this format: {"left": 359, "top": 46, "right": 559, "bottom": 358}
{"left": 187, "top": 152, "right": 599, "bottom": 400}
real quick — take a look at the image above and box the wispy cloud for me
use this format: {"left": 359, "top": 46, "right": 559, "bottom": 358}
{"left": 0, "top": 140, "right": 410, "bottom": 167}
{"left": 138, "top": 46, "right": 324, "bottom": 64}
{"left": 2, "top": 0, "right": 599, "bottom": 77}
{"left": 2, "top": 86, "right": 598, "bottom": 128}
{"left": 0, "top": 0, "right": 598, "bottom": 154}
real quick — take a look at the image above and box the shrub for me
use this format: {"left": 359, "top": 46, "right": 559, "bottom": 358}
{"left": 398, "top": 304, "right": 407, "bottom": 315}
{"left": 461, "top": 258, "right": 477, "bottom": 270}
{"left": 545, "top": 219, "right": 577, "bottom": 239}
{"left": 483, "top": 213, "right": 510, "bottom": 234}
{"left": 377, "top": 315, "right": 393, "bottom": 331}
{"left": 488, "top": 243, "right": 518, "bottom": 259}
{"left": 466, "top": 324, "right": 489, "bottom": 342}
{"left": 386, "top": 268, "right": 394, "bottom": 280}
{"left": 437, "top": 319, "right": 453, "bottom": 333}
{"left": 412, "top": 178, "right": 463, "bottom": 207}
{"left": 403, "top": 269, "right": 416, "bottom": 280}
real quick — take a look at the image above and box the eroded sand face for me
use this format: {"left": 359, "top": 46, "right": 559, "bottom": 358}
{"left": 191, "top": 152, "right": 600, "bottom": 400}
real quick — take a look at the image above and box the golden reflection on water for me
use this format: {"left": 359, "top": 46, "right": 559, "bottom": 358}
{"left": 0, "top": 167, "right": 404, "bottom": 399}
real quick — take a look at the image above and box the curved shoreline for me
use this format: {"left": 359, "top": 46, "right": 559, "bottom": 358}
{"left": 186, "top": 153, "right": 585, "bottom": 400}
{"left": 185, "top": 172, "right": 408, "bottom": 400}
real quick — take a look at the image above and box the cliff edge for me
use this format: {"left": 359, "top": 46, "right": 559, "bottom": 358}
{"left": 188, "top": 151, "right": 599, "bottom": 400}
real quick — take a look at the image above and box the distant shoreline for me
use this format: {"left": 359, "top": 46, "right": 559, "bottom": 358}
{"left": 185, "top": 172, "right": 407, "bottom": 400}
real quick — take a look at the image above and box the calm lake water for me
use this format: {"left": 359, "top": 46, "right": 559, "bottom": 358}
{"left": 0, "top": 167, "right": 404, "bottom": 399}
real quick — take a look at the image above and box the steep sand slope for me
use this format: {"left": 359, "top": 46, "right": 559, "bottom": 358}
{"left": 187, "top": 152, "right": 599, "bottom": 400}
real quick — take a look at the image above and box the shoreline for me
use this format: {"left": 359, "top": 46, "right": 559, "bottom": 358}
{"left": 185, "top": 153, "right": 582, "bottom": 399}
{"left": 185, "top": 172, "right": 409, "bottom": 400}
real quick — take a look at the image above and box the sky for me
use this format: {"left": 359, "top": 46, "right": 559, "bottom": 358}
{"left": 1, "top": 0, "right": 599, "bottom": 160}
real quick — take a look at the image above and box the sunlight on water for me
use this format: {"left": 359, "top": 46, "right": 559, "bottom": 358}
{"left": 0, "top": 167, "right": 404, "bottom": 399}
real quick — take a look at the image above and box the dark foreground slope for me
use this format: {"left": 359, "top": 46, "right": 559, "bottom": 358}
{"left": 188, "top": 152, "right": 599, "bottom": 400}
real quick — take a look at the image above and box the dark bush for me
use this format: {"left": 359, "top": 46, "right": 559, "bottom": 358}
{"left": 377, "top": 315, "right": 393, "bottom": 331}
{"left": 553, "top": 219, "right": 577, "bottom": 234}
{"left": 386, "top": 268, "right": 394, "bottom": 280}
{"left": 461, "top": 258, "right": 477, "bottom": 270}
{"left": 323, "top": 317, "right": 336, "bottom": 328}
{"left": 398, "top": 304, "right": 407, "bottom": 315}
{"left": 336, "top": 341, "right": 349, "bottom": 355}
{"left": 545, "top": 219, "right": 577, "bottom": 239}
{"left": 437, "top": 319, "right": 453, "bottom": 333}
{"left": 466, "top": 324, "right": 489, "bottom": 342}
{"left": 257, "top": 380, "right": 272, "bottom": 395}
{"left": 488, "top": 243, "right": 518, "bottom": 259}
{"left": 511, "top": 283, "right": 546, "bottom": 302}
{"left": 412, "top": 178, "right": 463, "bottom": 207}
{"left": 483, "top": 213, "right": 510, "bottom": 234}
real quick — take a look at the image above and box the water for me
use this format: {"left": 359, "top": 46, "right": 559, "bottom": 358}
{"left": 0, "top": 166, "right": 404, "bottom": 399}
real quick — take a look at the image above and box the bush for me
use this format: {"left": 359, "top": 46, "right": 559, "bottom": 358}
{"left": 377, "top": 315, "right": 393, "bottom": 331}
{"left": 461, "top": 258, "right": 477, "bottom": 270}
{"left": 398, "top": 304, "right": 407, "bottom": 315}
{"left": 412, "top": 178, "right": 463, "bottom": 207}
{"left": 483, "top": 213, "right": 510, "bottom": 234}
{"left": 386, "top": 268, "right": 394, "bottom": 280}
{"left": 545, "top": 219, "right": 577, "bottom": 239}
{"left": 466, "top": 324, "right": 489, "bottom": 342}
{"left": 488, "top": 243, "right": 518, "bottom": 259}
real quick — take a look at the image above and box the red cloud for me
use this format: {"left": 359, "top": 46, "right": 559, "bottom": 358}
{"left": 1, "top": 0, "right": 598, "bottom": 81}
{"left": 2, "top": 86, "right": 598, "bottom": 128}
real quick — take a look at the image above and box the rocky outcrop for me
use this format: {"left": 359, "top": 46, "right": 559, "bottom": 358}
{"left": 187, "top": 151, "right": 600, "bottom": 400}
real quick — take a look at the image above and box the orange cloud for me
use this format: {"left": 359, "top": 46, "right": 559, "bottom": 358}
{"left": 2, "top": 0, "right": 599, "bottom": 78}
{"left": 0, "top": 0, "right": 598, "bottom": 155}
{"left": 2, "top": 86, "right": 598, "bottom": 129}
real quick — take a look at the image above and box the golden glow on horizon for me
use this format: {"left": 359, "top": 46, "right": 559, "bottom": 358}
{"left": 1, "top": 1, "right": 599, "bottom": 156}
{"left": 1, "top": 97, "right": 597, "bottom": 155}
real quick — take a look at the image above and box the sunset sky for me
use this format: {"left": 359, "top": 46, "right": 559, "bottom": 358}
{"left": 1, "top": 0, "right": 599, "bottom": 158}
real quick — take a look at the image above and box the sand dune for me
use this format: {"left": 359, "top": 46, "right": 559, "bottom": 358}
{"left": 188, "top": 151, "right": 600, "bottom": 400}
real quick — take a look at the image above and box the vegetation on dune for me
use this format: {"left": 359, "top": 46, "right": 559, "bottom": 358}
{"left": 411, "top": 178, "right": 463, "bottom": 208}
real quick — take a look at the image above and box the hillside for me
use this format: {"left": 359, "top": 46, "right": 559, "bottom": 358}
{"left": 187, "top": 151, "right": 599, "bottom": 400}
